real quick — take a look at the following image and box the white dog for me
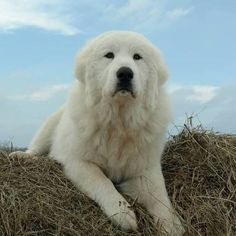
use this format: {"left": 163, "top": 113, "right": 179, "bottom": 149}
{"left": 11, "top": 31, "right": 184, "bottom": 235}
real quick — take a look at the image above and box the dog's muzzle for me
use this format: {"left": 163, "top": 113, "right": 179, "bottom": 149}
{"left": 113, "top": 67, "right": 135, "bottom": 98}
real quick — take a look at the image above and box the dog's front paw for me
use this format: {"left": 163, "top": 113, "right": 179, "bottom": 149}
{"left": 111, "top": 208, "right": 137, "bottom": 231}
{"left": 161, "top": 215, "right": 185, "bottom": 236}
{"left": 106, "top": 200, "right": 138, "bottom": 231}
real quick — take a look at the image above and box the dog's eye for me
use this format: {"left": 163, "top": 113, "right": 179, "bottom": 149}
{"left": 133, "top": 53, "right": 142, "bottom": 60}
{"left": 104, "top": 52, "right": 114, "bottom": 59}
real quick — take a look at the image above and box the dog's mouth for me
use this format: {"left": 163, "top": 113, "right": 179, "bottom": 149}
{"left": 112, "top": 86, "right": 135, "bottom": 98}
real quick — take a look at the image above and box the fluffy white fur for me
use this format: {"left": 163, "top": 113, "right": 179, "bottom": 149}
{"left": 10, "top": 31, "right": 184, "bottom": 235}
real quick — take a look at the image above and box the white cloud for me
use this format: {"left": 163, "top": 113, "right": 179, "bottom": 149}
{"left": 168, "top": 84, "right": 236, "bottom": 133}
{"left": 102, "top": 0, "right": 194, "bottom": 31}
{"left": 168, "top": 85, "right": 219, "bottom": 104}
{"left": 167, "top": 84, "right": 184, "bottom": 94}
{"left": 186, "top": 85, "right": 219, "bottom": 104}
{"left": 114, "top": 0, "right": 158, "bottom": 17}
{"left": 166, "top": 7, "right": 194, "bottom": 20}
{"left": 9, "top": 84, "right": 70, "bottom": 101}
{"left": 0, "top": 0, "right": 79, "bottom": 35}
{"left": 0, "top": 0, "right": 194, "bottom": 35}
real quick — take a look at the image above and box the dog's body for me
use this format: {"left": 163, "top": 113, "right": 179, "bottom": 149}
{"left": 11, "top": 31, "right": 184, "bottom": 235}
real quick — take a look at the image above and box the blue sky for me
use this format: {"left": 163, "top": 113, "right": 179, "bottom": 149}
{"left": 0, "top": 0, "right": 236, "bottom": 146}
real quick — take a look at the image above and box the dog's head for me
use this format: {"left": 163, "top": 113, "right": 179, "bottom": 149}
{"left": 75, "top": 31, "right": 168, "bottom": 109}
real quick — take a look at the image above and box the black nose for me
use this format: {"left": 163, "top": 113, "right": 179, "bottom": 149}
{"left": 116, "top": 67, "right": 133, "bottom": 83}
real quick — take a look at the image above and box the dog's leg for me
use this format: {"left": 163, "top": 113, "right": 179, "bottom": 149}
{"left": 118, "top": 167, "right": 184, "bottom": 235}
{"left": 64, "top": 160, "right": 137, "bottom": 231}
{"left": 10, "top": 107, "right": 64, "bottom": 158}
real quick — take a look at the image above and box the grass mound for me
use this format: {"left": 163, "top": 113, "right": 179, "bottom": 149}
{"left": 0, "top": 126, "right": 235, "bottom": 236}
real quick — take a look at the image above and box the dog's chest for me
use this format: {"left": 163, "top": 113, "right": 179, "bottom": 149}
{"left": 93, "top": 122, "right": 153, "bottom": 181}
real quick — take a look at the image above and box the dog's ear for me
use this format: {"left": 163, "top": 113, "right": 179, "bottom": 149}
{"left": 153, "top": 48, "right": 169, "bottom": 86}
{"left": 147, "top": 47, "right": 169, "bottom": 110}
{"left": 74, "top": 41, "right": 93, "bottom": 83}
{"left": 74, "top": 50, "right": 87, "bottom": 83}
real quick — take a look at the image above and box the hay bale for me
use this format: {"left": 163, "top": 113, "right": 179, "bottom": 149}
{"left": 0, "top": 126, "right": 235, "bottom": 236}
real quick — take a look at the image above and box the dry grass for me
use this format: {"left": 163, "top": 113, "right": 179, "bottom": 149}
{"left": 0, "top": 125, "right": 235, "bottom": 236}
